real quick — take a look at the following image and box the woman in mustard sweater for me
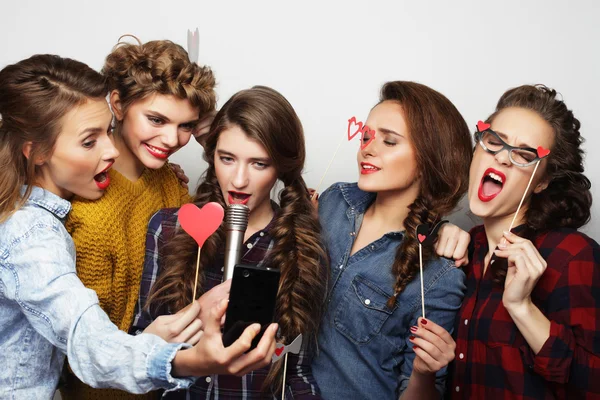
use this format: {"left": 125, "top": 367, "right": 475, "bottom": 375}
{"left": 61, "top": 37, "right": 217, "bottom": 400}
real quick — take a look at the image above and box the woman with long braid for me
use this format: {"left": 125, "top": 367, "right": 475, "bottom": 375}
{"left": 132, "top": 86, "right": 327, "bottom": 399}
{"left": 312, "top": 81, "right": 473, "bottom": 399}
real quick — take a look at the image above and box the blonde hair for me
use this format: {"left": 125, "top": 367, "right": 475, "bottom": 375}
{"left": 102, "top": 35, "right": 217, "bottom": 136}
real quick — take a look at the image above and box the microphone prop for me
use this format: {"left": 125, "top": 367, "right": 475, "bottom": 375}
{"left": 223, "top": 204, "right": 250, "bottom": 281}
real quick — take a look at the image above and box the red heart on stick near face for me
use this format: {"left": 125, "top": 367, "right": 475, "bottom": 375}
{"left": 417, "top": 234, "right": 427, "bottom": 243}
{"left": 477, "top": 121, "right": 491, "bottom": 132}
{"left": 347, "top": 116, "right": 364, "bottom": 141}
{"left": 275, "top": 345, "right": 285, "bottom": 357}
{"left": 360, "top": 126, "right": 376, "bottom": 150}
{"left": 178, "top": 202, "right": 224, "bottom": 247}
{"left": 537, "top": 146, "right": 550, "bottom": 158}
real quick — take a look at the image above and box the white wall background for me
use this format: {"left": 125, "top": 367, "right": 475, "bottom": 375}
{"left": 1, "top": 0, "right": 598, "bottom": 238}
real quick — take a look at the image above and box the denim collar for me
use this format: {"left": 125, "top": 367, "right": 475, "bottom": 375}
{"left": 338, "top": 183, "right": 404, "bottom": 238}
{"left": 339, "top": 183, "right": 376, "bottom": 216}
{"left": 22, "top": 186, "right": 71, "bottom": 220}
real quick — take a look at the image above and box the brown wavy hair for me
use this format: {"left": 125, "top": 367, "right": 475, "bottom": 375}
{"left": 0, "top": 54, "right": 108, "bottom": 223}
{"left": 146, "top": 85, "right": 328, "bottom": 393}
{"left": 102, "top": 35, "right": 216, "bottom": 136}
{"left": 383, "top": 81, "right": 473, "bottom": 308}
{"left": 485, "top": 84, "right": 592, "bottom": 284}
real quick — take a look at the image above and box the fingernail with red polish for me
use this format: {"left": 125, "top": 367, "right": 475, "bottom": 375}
{"left": 409, "top": 335, "right": 415, "bottom": 340}
{"left": 421, "top": 318, "right": 428, "bottom": 325}
{"left": 410, "top": 326, "right": 418, "bottom": 333}
{"left": 413, "top": 345, "right": 419, "bottom": 350}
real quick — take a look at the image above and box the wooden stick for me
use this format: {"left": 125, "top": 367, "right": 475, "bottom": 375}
{"left": 507, "top": 160, "right": 541, "bottom": 234}
{"left": 281, "top": 353, "right": 289, "bottom": 400}
{"left": 419, "top": 243, "right": 425, "bottom": 319}
{"left": 311, "top": 136, "right": 345, "bottom": 200}
{"left": 192, "top": 246, "right": 201, "bottom": 300}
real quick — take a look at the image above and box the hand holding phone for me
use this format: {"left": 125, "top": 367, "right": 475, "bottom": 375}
{"left": 222, "top": 264, "right": 280, "bottom": 349}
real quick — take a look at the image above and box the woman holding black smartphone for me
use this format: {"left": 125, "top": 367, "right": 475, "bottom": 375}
{"left": 131, "top": 86, "right": 327, "bottom": 399}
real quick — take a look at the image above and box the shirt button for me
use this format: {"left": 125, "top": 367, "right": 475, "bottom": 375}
{"left": 464, "top": 319, "right": 468, "bottom": 326}
{"left": 350, "top": 232, "right": 356, "bottom": 236}
{"left": 339, "top": 264, "right": 343, "bottom": 269}
{"left": 206, "top": 377, "right": 212, "bottom": 383}
{"left": 259, "top": 232, "right": 264, "bottom": 237}
{"left": 459, "top": 353, "right": 464, "bottom": 360}
{"left": 455, "top": 386, "right": 460, "bottom": 392}
{"left": 370, "top": 245, "right": 375, "bottom": 250}
{"left": 247, "top": 243, "right": 253, "bottom": 249}
{"left": 221, "top": 267, "right": 224, "bottom": 272}
{"left": 365, "top": 299, "right": 371, "bottom": 305}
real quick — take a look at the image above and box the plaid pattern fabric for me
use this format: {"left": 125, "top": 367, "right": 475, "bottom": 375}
{"left": 449, "top": 225, "right": 600, "bottom": 399}
{"left": 131, "top": 208, "right": 321, "bottom": 399}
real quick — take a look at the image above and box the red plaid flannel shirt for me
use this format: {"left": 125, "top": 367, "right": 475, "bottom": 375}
{"left": 449, "top": 225, "right": 600, "bottom": 399}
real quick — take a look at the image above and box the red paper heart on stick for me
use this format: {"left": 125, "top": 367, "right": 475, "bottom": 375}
{"left": 178, "top": 202, "right": 224, "bottom": 247}
{"left": 537, "top": 146, "right": 550, "bottom": 158}
{"left": 477, "top": 121, "right": 491, "bottom": 132}
{"left": 347, "top": 116, "right": 364, "bottom": 141}
{"left": 417, "top": 234, "right": 427, "bottom": 243}
{"left": 275, "top": 345, "right": 284, "bottom": 357}
{"left": 360, "top": 126, "right": 376, "bottom": 150}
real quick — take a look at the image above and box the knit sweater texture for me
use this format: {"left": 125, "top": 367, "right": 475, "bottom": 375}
{"left": 60, "top": 164, "right": 191, "bottom": 400}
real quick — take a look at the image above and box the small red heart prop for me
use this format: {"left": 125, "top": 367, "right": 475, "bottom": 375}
{"left": 360, "top": 126, "right": 376, "bottom": 149}
{"left": 275, "top": 345, "right": 284, "bottom": 357}
{"left": 537, "top": 146, "right": 550, "bottom": 158}
{"left": 347, "top": 116, "right": 364, "bottom": 141}
{"left": 477, "top": 121, "right": 491, "bottom": 132}
{"left": 418, "top": 234, "right": 427, "bottom": 243}
{"left": 178, "top": 202, "right": 224, "bottom": 247}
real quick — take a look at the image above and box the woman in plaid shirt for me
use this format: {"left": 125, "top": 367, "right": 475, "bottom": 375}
{"left": 131, "top": 86, "right": 327, "bottom": 399}
{"left": 447, "top": 84, "right": 600, "bottom": 399}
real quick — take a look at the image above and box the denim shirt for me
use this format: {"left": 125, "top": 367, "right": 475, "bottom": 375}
{"left": 0, "top": 187, "right": 194, "bottom": 399}
{"left": 311, "top": 183, "right": 466, "bottom": 399}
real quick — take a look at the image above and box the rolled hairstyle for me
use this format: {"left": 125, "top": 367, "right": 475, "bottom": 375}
{"left": 102, "top": 36, "right": 217, "bottom": 136}
{"left": 485, "top": 84, "right": 592, "bottom": 284}
{"left": 383, "top": 81, "right": 473, "bottom": 308}
{"left": 147, "top": 86, "right": 328, "bottom": 393}
{"left": 0, "top": 54, "right": 108, "bottom": 223}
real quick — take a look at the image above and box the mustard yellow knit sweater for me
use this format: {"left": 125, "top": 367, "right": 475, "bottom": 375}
{"left": 60, "top": 164, "right": 191, "bottom": 400}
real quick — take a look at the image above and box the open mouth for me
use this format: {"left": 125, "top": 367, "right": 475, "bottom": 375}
{"left": 228, "top": 191, "right": 251, "bottom": 205}
{"left": 360, "top": 162, "right": 381, "bottom": 175}
{"left": 94, "top": 162, "right": 113, "bottom": 190}
{"left": 144, "top": 143, "right": 170, "bottom": 160}
{"left": 478, "top": 168, "right": 505, "bottom": 202}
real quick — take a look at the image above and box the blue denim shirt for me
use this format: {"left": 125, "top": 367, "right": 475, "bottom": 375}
{"left": 0, "top": 187, "right": 194, "bottom": 399}
{"left": 312, "top": 183, "right": 466, "bottom": 399}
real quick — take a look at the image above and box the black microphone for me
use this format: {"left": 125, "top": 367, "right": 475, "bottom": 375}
{"left": 223, "top": 204, "right": 250, "bottom": 281}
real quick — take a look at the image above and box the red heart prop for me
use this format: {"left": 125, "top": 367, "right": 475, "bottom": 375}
{"left": 347, "top": 116, "right": 364, "bottom": 141}
{"left": 477, "top": 121, "right": 491, "bottom": 132}
{"left": 178, "top": 202, "right": 224, "bottom": 247}
{"left": 275, "top": 345, "right": 285, "bottom": 357}
{"left": 417, "top": 234, "right": 427, "bottom": 243}
{"left": 537, "top": 146, "right": 550, "bottom": 158}
{"left": 360, "top": 126, "right": 376, "bottom": 149}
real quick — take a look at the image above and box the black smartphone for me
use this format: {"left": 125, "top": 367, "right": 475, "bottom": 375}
{"left": 222, "top": 264, "right": 280, "bottom": 349}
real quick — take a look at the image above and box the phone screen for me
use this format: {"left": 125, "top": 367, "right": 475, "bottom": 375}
{"left": 222, "top": 264, "right": 280, "bottom": 349}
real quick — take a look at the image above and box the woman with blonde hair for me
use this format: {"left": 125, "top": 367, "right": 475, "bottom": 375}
{"left": 61, "top": 36, "right": 217, "bottom": 399}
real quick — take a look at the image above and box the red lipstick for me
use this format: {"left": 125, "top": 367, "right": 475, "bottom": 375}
{"left": 478, "top": 168, "right": 506, "bottom": 202}
{"left": 360, "top": 162, "right": 381, "bottom": 175}
{"left": 94, "top": 162, "right": 113, "bottom": 190}
{"left": 144, "top": 143, "right": 171, "bottom": 160}
{"left": 228, "top": 191, "right": 250, "bottom": 205}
